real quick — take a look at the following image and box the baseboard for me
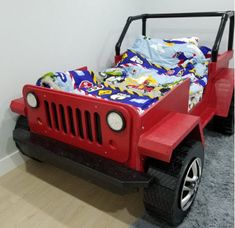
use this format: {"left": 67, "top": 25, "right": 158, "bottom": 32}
{"left": 0, "top": 151, "right": 27, "bottom": 177}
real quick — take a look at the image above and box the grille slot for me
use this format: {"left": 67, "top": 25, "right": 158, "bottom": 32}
{"left": 67, "top": 106, "right": 76, "bottom": 136}
{"left": 51, "top": 102, "right": 59, "bottom": 130}
{"left": 85, "top": 111, "right": 93, "bottom": 141}
{"left": 76, "top": 108, "right": 84, "bottom": 139}
{"left": 44, "top": 101, "right": 52, "bottom": 128}
{"left": 59, "top": 104, "right": 67, "bottom": 133}
{"left": 94, "top": 112, "right": 102, "bottom": 144}
{"left": 43, "top": 102, "right": 102, "bottom": 144}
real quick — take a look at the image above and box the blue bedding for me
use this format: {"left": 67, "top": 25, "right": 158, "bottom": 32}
{"left": 36, "top": 36, "right": 211, "bottom": 113}
{"left": 36, "top": 69, "right": 158, "bottom": 113}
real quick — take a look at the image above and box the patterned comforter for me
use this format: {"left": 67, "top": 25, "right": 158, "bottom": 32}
{"left": 36, "top": 36, "right": 211, "bottom": 113}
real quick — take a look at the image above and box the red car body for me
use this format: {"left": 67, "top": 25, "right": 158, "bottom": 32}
{"left": 10, "top": 11, "right": 234, "bottom": 225}
{"left": 10, "top": 49, "right": 234, "bottom": 172}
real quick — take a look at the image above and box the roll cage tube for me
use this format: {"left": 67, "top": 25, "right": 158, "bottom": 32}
{"left": 115, "top": 11, "right": 234, "bottom": 62}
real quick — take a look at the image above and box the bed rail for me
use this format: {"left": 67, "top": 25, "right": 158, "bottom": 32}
{"left": 115, "top": 11, "right": 234, "bottom": 62}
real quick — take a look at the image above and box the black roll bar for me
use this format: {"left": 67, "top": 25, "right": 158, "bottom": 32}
{"left": 115, "top": 11, "right": 234, "bottom": 62}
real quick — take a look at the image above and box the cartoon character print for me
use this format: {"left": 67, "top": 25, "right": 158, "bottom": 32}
{"left": 127, "top": 79, "right": 155, "bottom": 93}
{"left": 129, "top": 98, "right": 148, "bottom": 104}
{"left": 172, "top": 52, "right": 182, "bottom": 58}
{"left": 56, "top": 72, "right": 68, "bottom": 82}
{"left": 121, "top": 53, "right": 128, "bottom": 60}
{"left": 87, "top": 84, "right": 103, "bottom": 93}
{"left": 99, "top": 68, "right": 126, "bottom": 85}
{"left": 177, "top": 69, "right": 185, "bottom": 77}
{"left": 105, "top": 75, "right": 125, "bottom": 84}
{"left": 99, "top": 71, "right": 107, "bottom": 80}
{"left": 98, "top": 90, "right": 112, "bottom": 96}
{"left": 37, "top": 72, "right": 60, "bottom": 89}
{"left": 103, "top": 68, "right": 124, "bottom": 76}
{"left": 166, "top": 69, "right": 175, "bottom": 76}
{"left": 130, "top": 55, "right": 143, "bottom": 65}
{"left": 110, "top": 93, "right": 131, "bottom": 100}
{"left": 75, "top": 70, "right": 86, "bottom": 76}
{"left": 79, "top": 80, "right": 93, "bottom": 90}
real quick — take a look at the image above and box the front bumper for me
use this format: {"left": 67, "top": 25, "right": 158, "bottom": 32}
{"left": 13, "top": 127, "right": 152, "bottom": 193}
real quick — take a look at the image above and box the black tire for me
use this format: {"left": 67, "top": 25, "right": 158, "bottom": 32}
{"left": 15, "top": 115, "right": 42, "bottom": 162}
{"left": 212, "top": 93, "right": 234, "bottom": 135}
{"left": 143, "top": 140, "right": 204, "bottom": 226}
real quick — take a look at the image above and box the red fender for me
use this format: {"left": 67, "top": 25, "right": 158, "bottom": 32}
{"left": 138, "top": 112, "right": 203, "bottom": 163}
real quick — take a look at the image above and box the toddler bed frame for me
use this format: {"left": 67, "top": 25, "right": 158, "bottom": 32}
{"left": 10, "top": 11, "right": 234, "bottom": 226}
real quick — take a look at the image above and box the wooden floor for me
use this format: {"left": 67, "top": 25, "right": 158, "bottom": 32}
{"left": 0, "top": 160, "right": 144, "bottom": 228}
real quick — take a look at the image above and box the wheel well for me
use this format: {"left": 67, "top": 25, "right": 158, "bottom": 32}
{"left": 143, "top": 125, "right": 203, "bottom": 173}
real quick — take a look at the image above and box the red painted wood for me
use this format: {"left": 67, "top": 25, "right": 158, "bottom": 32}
{"left": 10, "top": 98, "right": 26, "bottom": 116}
{"left": 191, "top": 52, "right": 234, "bottom": 122}
{"left": 199, "top": 107, "right": 215, "bottom": 128}
{"left": 213, "top": 68, "right": 234, "bottom": 117}
{"left": 140, "top": 79, "right": 190, "bottom": 133}
{"left": 9, "top": 51, "right": 234, "bottom": 172}
{"left": 138, "top": 112, "right": 200, "bottom": 162}
{"left": 22, "top": 85, "right": 138, "bottom": 164}
{"left": 76, "top": 66, "right": 88, "bottom": 71}
{"left": 115, "top": 55, "right": 122, "bottom": 64}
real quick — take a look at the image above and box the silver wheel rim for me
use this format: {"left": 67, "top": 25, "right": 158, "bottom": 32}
{"left": 180, "top": 158, "right": 202, "bottom": 211}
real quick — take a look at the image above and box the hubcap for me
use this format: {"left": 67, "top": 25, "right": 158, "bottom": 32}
{"left": 180, "top": 158, "right": 202, "bottom": 211}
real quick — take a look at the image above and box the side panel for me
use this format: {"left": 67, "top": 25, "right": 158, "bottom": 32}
{"left": 138, "top": 112, "right": 202, "bottom": 163}
{"left": 213, "top": 68, "right": 234, "bottom": 117}
{"left": 23, "top": 85, "right": 138, "bottom": 163}
{"left": 140, "top": 79, "right": 190, "bottom": 133}
{"left": 210, "top": 51, "right": 233, "bottom": 74}
{"left": 190, "top": 51, "right": 234, "bottom": 127}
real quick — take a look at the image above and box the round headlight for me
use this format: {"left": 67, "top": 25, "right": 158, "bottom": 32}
{"left": 106, "top": 111, "right": 125, "bottom": 132}
{"left": 26, "top": 92, "right": 38, "bottom": 108}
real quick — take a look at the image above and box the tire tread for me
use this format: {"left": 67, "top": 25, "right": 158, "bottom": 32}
{"left": 143, "top": 140, "right": 203, "bottom": 226}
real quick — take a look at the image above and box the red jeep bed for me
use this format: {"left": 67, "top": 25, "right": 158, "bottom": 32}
{"left": 10, "top": 11, "right": 234, "bottom": 226}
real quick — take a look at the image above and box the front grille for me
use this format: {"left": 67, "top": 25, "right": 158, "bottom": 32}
{"left": 44, "top": 101, "right": 102, "bottom": 144}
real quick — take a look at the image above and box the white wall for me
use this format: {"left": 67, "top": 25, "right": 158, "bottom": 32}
{"left": 0, "top": 0, "right": 234, "bottom": 174}
{"left": 0, "top": 0, "right": 144, "bottom": 174}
